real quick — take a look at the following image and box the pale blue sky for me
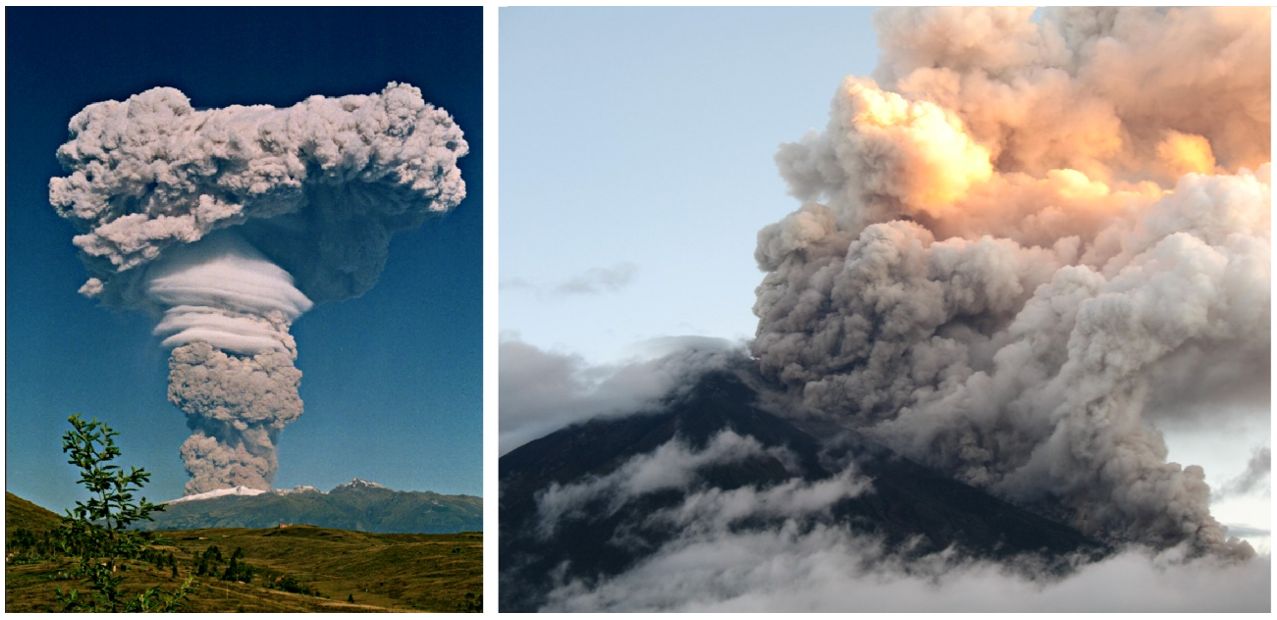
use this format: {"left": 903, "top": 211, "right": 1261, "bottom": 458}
{"left": 500, "top": 7, "right": 879, "bottom": 364}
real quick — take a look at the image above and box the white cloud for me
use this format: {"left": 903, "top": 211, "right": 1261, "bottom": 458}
{"left": 543, "top": 523, "right": 1271, "bottom": 612}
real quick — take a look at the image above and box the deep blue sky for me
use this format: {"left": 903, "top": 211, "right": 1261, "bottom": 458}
{"left": 6, "top": 7, "right": 483, "bottom": 511}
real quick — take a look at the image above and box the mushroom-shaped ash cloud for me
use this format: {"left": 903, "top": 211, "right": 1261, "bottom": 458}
{"left": 50, "top": 83, "right": 468, "bottom": 494}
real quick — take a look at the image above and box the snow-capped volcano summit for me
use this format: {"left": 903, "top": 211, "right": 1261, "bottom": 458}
{"left": 165, "top": 479, "right": 390, "bottom": 505}
{"left": 142, "top": 479, "right": 480, "bottom": 533}
{"left": 165, "top": 485, "right": 266, "bottom": 505}
{"left": 335, "top": 478, "right": 387, "bottom": 490}
{"left": 274, "top": 485, "right": 320, "bottom": 495}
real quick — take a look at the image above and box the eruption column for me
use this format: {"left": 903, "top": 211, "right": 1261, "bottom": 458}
{"left": 754, "top": 7, "right": 1269, "bottom": 557}
{"left": 145, "top": 232, "right": 312, "bottom": 493}
{"left": 49, "top": 83, "right": 468, "bottom": 494}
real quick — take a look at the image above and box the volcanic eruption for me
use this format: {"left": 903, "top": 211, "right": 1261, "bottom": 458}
{"left": 50, "top": 83, "right": 467, "bottom": 494}
{"left": 753, "top": 6, "right": 1268, "bottom": 557}
{"left": 497, "top": 6, "right": 1269, "bottom": 611}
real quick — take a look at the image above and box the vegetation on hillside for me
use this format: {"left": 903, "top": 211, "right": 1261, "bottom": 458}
{"left": 8, "top": 518, "right": 483, "bottom": 612}
{"left": 49, "top": 414, "right": 193, "bottom": 611}
{"left": 5, "top": 414, "right": 483, "bottom": 612}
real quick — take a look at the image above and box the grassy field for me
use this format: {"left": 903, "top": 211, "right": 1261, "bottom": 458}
{"left": 5, "top": 492, "right": 482, "bottom": 612}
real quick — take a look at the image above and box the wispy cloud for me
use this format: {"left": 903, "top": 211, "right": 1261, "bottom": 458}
{"left": 501, "top": 263, "right": 638, "bottom": 298}
{"left": 498, "top": 276, "right": 536, "bottom": 292}
{"left": 1215, "top": 446, "right": 1271, "bottom": 500}
{"left": 552, "top": 262, "right": 637, "bottom": 295}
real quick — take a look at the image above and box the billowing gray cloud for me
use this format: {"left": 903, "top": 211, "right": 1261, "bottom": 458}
{"left": 753, "top": 6, "right": 1269, "bottom": 557}
{"left": 51, "top": 83, "right": 467, "bottom": 493}
{"left": 167, "top": 342, "right": 302, "bottom": 493}
{"left": 51, "top": 83, "right": 465, "bottom": 304}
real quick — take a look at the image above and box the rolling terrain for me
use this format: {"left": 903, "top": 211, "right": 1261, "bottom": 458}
{"left": 5, "top": 492, "right": 482, "bottom": 612}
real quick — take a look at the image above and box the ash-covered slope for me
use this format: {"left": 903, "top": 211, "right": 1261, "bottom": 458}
{"left": 499, "top": 370, "right": 1106, "bottom": 611}
{"left": 139, "top": 479, "right": 480, "bottom": 534}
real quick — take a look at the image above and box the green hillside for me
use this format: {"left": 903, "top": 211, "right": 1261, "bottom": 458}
{"left": 5, "top": 493, "right": 482, "bottom": 612}
{"left": 5, "top": 492, "right": 62, "bottom": 537}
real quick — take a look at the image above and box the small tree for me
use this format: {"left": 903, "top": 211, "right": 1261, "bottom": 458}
{"left": 54, "top": 414, "right": 192, "bottom": 612}
{"left": 221, "top": 547, "right": 253, "bottom": 584}
{"left": 196, "top": 545, "right": 225, "bottom": 577}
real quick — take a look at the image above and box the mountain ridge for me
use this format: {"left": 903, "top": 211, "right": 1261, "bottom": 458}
{"left": 499, "top": 369, "right": 1107, "bottom": 611}
{"left": 166, "top": 478, "right": 393, "bottom": 505}
{"left": 140, "top": 480, "right": 481, "bottom": 534}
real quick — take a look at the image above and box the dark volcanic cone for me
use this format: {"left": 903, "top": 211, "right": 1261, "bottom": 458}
{"left": 499, "top": 368, "right": 1107, "bottom": 611}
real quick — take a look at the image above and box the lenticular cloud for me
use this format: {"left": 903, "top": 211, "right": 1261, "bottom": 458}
{"left": 753, "top": 7, "right": 1269, "bottom": 557}
{"left": 50, "top": 83, "right": 468, "bottom": 493}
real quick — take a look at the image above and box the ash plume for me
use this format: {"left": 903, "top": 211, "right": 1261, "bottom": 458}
{"left": 50, "top": 83, "right": 467, "bottom": 494}
{"left": 754, "top": 7, "right": 1268, "bottom": 557}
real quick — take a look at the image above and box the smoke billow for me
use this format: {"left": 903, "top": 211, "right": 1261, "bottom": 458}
{"left": 51, "top": 83, "right": 467, "bottom": 493}
{"left": 754, "top": 7, "right": 1268, "bottom": 556}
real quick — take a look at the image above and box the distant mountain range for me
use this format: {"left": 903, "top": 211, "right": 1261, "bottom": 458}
{"left": 499, "top": 370, "right": 1107, "bottom": 611}
{"left": 138, "top": 478, "right": 481, "bottom": 534}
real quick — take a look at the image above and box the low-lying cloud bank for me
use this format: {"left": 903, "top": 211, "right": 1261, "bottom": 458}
{"left": 529, "top": 430, "right": 1268, "bottom": 612}
{"left": 543, "top": 527, "right": 1270, "bottom": 612}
